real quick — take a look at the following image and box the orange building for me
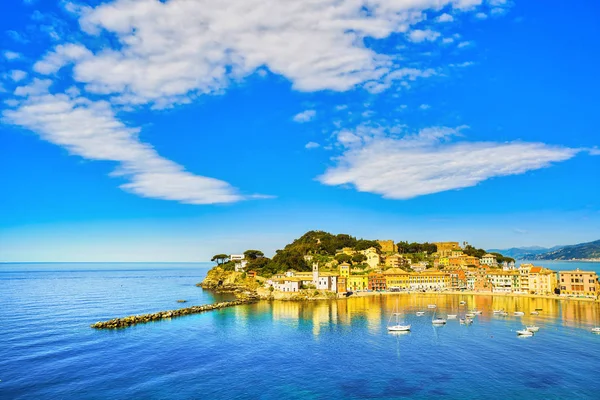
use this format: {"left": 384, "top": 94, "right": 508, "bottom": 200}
{"left": 368, "top": 273, "right": 386, "bottom": 291}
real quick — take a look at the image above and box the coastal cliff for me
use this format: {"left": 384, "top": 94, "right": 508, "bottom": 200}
{"left": 198, "top": 267, "right": 337, "bottom": 301}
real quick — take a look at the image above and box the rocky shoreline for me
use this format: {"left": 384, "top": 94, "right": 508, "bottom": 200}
{"left": 90, "top": 297, "right": 258, "bottom": 329}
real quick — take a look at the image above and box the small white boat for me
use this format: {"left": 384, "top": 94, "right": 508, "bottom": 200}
{"left": 416, "top": 311, "right": 425, "bottom": 316}
{"left": 530, "top": 311, "right": 539, "bottom": 315}
{"left": 493, "top": 309, "right": 503, "bottom": 314}
{"left": 592, "top": 327, "right": 600, "bottom": 334}
{"left": 388, "top": 324, "right": 411, "bottom": 332}
{"left": 499, "top": 311, "right": 509, "bottom": 317}
{"left": 514, "top": 311, "right": 525, "bottom": 316}
{"left": 432, "top": 318, "right": 447, "bottom": 325}
{"left": 447, "top": 314, "right": 457, "bottom": 319}
{"left": 427, "top": 304, "right": 437, "bottom": 309}
{"left": 388, "top": 299, "right": 410, "bottom": 332}
{"left": 526, "top": 326, "right": 540, "bottom": 332}
{"left": 472, "top": 310, "right": 483, "bottom": 315}
{"left": 465, "top": 313, "right": 475, "bottom": 318}
{"left": 459, "top": 301, "right": 466, "bottom": 305}
{"left": 460, "top": 318, "right": 473, "bottom": 325}
{"left": 517, "top": 329, "right": 534, "bottom": 337}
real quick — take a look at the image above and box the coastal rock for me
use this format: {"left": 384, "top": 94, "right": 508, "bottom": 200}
{"left": 90, "top": 298, "right": 255, "bottom": 330}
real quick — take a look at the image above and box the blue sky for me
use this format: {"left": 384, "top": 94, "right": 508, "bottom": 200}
{"left": 1, "top": 0, "right": 599, "bottom": 262}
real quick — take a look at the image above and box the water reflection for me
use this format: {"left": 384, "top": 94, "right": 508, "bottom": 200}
{"left": 267, "top": 294, "right": 600, "bottom": 335}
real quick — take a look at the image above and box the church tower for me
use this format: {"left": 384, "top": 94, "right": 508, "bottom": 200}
{"left": 312, "top": 262, "right": 319, "bottom": 286}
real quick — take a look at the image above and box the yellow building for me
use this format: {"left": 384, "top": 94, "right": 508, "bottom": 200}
{"left": 383, "top": 267, "right": 410, "bottom": 289}
{"left": 409, "top": 271, "right": 451, "bottom": 290}
{"left": 377, "top": 240, "right": 397, "bottom": 253}
{"left": 439, "top": 257, "right": 449, "bottom": 267}
{"left": 339, "top": 262, "right": 350, "bottom": 278}
{"left": 347, "top": 275, "right": 369, "bottom": 291}
{"left": 385, "top": 253, "right": 410, "bottom": 268}
{"left": 451, "top": 250, "right": 464, "bottom": 257}
{"left": 434, "top": 242, "right": 461, "bottom": 257}
{"left": 528, "top": 266, "right": 557, "bottom": 295}
{"left": 339, "top": 247, "right": 356, "bottom": 256}
{"left": 559, "top": 269, "right": 599, "bottom": 297}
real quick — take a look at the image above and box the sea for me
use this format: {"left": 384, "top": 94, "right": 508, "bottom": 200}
{"left": 1, "top": 261, "right": 600, "bottom": 400}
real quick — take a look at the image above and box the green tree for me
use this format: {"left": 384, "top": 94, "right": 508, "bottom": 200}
{"left": 335, "top": 254, "right": 353, "bottom": 264}
{"left": 355, "top": 240, "right": 381, "bottom": 251}
{"left": 352, "top": 253, "right": 367, "bottom": 264}
{"left": 211, "top": 254, "right": 229, "bottom": 265}
{"left": 244, "top": 250, "right": 264, "bottom": 260}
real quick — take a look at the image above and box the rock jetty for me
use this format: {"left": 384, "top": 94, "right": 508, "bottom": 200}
{"left": 90, "top": 298, "right": 256, "bottom": 329}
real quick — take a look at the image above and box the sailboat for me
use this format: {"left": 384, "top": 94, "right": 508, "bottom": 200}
{"left": 388, "top": 299, "right": 411, "bottom": 332}
{"left": 432, "top": 308, "right": 447, "bottom": 325}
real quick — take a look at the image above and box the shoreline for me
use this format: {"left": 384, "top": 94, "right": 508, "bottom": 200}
{"left": 350, "top": 290, "right": 599, "bottom": 303}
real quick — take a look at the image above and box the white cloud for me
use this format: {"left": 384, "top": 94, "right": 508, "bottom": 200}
{"left": 9, "top": 70, "right": 28, "bottom": 82}
{"left": 305, "top": 141, "right": 320, "bottom": 149}
{"left": 3, "top": 81, "right": 246, "bottom": 204}
{"left": 419, "top": 104, "right": 431, "bottom": 110}
{"left": 293, "top": 109, "right": 317, "bottom": 123}
{"left": 408, "top": 29, "right": 441, "bottom": 43}
{"left": 3, "top": 0, "right": 505, "bottom": 205}
{"left": 458, "top": 41, "right": 474, "bottom": 48}
{"left": 318, "top": 125, "right": 581, "bottom": 199}
{"left": 442, "top": 37, "right": 455, "bottom": 44}
{"left": 3, "top": 51, "right": 21, "bottom": 61}
{"left": 475, "top": 12, "right": 488, "bottom": 19}
{"left": 33, "top": 0, "right": 492, "bottom": 106}
{"left": 437, "top": 13, "right": 454, "bottom": 23}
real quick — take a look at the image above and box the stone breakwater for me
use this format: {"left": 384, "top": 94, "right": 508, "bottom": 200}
{"left": 90, "top": 299, "right": 255, "bottom": 329}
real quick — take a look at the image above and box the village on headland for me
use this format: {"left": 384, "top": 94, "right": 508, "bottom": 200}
{"left": 202, "top": 231, "right": 599, "bottom": 302}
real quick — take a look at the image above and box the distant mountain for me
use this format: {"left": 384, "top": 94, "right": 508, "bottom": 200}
{"left": 487, "top": 245, "right": 564, "bottom": 260}
{"left": 530, "top": 240, "right": 600, "bottom": 261}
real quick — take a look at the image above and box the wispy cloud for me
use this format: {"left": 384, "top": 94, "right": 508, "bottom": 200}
{"left": 3, "top": 80, "right": 247, "bottom": 204}
{"left": 293, "top": 110, "right": 317, "bottom": 123}
{"left": 305, "top": 142, "right": 320, "bottom": 149}
{"left": 318, "top": 125, "right": 582, "bottom": 199}
{"left": 3, "top": 51, "right": 22, "bottom": 61}
{"left": 407, "top": 29, "right": 441, "bottom": 43}
{"left": 2, "top": 0, "right": 508, "bottom": 205}
{"left": 419, "top": 104, "right": 431, "bottom": 110}
{"left": 437, "top": 13, "right": 454, "bottom": 23}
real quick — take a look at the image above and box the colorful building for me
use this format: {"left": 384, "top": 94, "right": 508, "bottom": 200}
{"left": 528, "top": 266, "right": 557, "bottom": 295}
{"left": 360, "top": 247, "right": 381, "bottom": 268}
{"left": 368, "top": 272, "right": 386, "bottom": 291}
{"left": 480, "top": 253, "right": 498, "bottom": 267}
{"left": 377, "top": 240, "right": 397, "bottom": 253}
{"left": 559, "top": 269, "right": 599, "bottom": 297}
{"left": 383, "top": 267, "right": 410, "bottom": 290}
{"left": 434, "top": 242, "right": 462, "bottom": 257}
{"left": 347, "top": 275, "right": 368, "bottom": 291}
{"left": 339, "top": 262, "right": 350, "bottom": 278}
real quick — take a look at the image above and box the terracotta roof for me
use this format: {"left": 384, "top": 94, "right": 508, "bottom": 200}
{"left": 530, "top": 266, "right": 542, "bottom": 273}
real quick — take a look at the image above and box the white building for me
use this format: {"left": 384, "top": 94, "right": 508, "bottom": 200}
{"left": 360, "top": 247, "right": 381, "bottom": 268}
{"left": 480, "top": 253, "right": 498, "bottom": 267}
{"left": 271, "top": 278, "right": 301, "bottom": 292}
{"left": 313, "top": 263, "right": 338, "bottom": 292}
{"left": 230, "top": 254, "right": 248, "bottom": 272}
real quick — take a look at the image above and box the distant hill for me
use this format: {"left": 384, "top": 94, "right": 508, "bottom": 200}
{"left": 487, "top": 245, "right": 564, "bottom": 260}
{"left": 530, "top": 240, "right": 600, "bottom": 260}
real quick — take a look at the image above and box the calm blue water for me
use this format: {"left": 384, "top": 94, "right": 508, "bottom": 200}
{"left": 1, "top": 262, "right": 600, "bottom": 400}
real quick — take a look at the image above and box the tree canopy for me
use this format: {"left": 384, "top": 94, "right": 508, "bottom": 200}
{"left": 211, "top": 254, "right": 229, "bottom": 265}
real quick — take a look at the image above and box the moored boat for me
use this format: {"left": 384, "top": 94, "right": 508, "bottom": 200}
{"left": 517, "top": 329, "right": 534, "bottom": 336}
{"left": 416, "top": 311, "right": 425, "bottom": 316}
{"left": 465, "top": 313, "right": 475, "bottom": 318}
{"left": 388, "top": 299, "right": 411, "bottom": 332}
{"left": 530, "top": 311, "right": 539, "bottom": 315}
{"left": 526, "top": 326, "right": 540, "bottom": 332}
{"left": 591, "top": 327, "right": 600, "bottom": 334}
{"left": 514, "top": 311, "right": 525, "bottom": 316}
{"left": 447, "top": 314, "right": 457, "bottom": 319}
{"left": 432, "top": 318, "right": 447, "bottom": 325}
{"left": 428, "top": 304, "right": 437, "bottom": 309}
